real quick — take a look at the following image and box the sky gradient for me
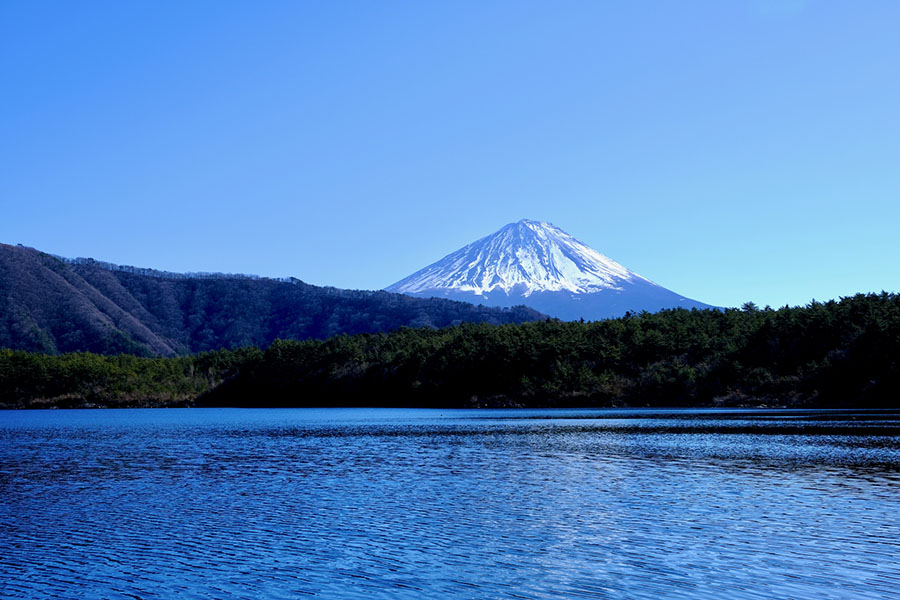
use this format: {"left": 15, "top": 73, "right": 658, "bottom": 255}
{"left": 2, "top": 1, "right": 898, "bottom": 309}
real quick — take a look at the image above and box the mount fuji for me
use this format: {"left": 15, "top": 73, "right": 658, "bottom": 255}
{"left": 386, "top": 219, "right": 716, "bottom": 321}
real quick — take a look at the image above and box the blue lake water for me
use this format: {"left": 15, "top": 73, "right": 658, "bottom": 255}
{"left": 2, "top": 408, "right": 899, "bottom": 599}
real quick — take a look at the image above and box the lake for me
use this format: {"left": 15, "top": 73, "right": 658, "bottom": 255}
{"left": 2, "top": 408, "right": 899, "bottom": 599}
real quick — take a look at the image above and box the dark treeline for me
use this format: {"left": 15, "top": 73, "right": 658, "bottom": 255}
{"left": 2, "top": 293, "right": 899, "bottom": 409}
{"left": 0, "top": 348, "right": 259, "bottom": 408}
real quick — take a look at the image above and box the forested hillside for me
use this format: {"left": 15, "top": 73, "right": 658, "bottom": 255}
{"left": 0, "top": 243, "right": 543, "bottom": 356}
{"left": 2, "top": 293, "right": 897, "bottom": 409}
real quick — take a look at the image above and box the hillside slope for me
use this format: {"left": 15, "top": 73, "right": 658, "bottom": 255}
{"left": 0, "top": 244, "right": 543, "bottom": 356}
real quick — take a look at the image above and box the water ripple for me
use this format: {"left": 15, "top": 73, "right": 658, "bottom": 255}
{"left": 1, "top": 408, "right": 899, "bottom": 599}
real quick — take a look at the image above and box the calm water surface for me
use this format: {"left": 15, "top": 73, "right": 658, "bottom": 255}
{"left": 2, "top": 408, "right": 899, "bottom": 599}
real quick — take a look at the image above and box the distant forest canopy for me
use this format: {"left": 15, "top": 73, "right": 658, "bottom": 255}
{"left": 2, "top": 293, "right": 898, "bottom": 409}
{"left": 0, "top": 243, "right": 543, "bottom": 356}
{"left": 55, "top": 255, "right": 293, "bottom": 281}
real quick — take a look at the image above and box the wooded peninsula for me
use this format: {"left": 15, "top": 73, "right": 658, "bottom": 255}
{"left": 2, "top": 293, "right": 898, "bottom": 409}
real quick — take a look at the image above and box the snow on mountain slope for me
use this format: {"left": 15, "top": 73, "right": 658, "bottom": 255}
{"left": 386, "top": 219, "right": 715, "bottom": 321}
{"left": 388, "top": 219, "right": 652, "bottom": 296}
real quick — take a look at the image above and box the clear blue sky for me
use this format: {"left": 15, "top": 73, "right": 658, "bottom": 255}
{"left": 2, "top": 1, "right": 898, "bottom": 309}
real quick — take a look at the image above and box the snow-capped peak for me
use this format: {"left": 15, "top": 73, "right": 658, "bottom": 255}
{"left": 386, "top": 219, "right": 653, "bottom": 297}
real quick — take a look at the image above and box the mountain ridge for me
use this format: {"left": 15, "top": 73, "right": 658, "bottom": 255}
{"left": 0, "top": 243, "right": 544, "bottom": 356}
